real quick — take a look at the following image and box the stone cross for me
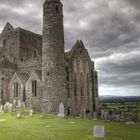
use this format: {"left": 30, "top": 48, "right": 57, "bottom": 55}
{"left": 58, "top": 102, "right": 65, "bottom": 117}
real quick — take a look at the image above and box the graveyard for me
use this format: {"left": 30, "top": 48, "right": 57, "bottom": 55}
{"left": 0, "top": 112, "right": 140, "bottom": 140}
{"left": 100, "top": 102, "right": 140, "bottom": 122}
{"left": 0, "top": 100, "right": 140, "bottom": 140}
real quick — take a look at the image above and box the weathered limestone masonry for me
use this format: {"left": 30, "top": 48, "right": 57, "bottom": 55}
{"left": 42, "top": 0, "right": 67, "bottom": 113}
{"left": 0, "top": 0, "right": 99, "bottom": 117}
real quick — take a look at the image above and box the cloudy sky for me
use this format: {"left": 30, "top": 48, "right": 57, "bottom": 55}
{"left": 0, "top": 0, "right": 140, "bottom": 96}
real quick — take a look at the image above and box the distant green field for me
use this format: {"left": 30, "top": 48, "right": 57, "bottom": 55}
{"left": 0, "top": 113, "right": 140, "bottom": 140}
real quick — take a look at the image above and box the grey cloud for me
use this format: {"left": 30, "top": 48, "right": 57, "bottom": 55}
{"left": 0, "top": 0, "right": 140, "bottom": 96}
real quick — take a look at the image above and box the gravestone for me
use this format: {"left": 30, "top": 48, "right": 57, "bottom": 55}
{"left": 101, "top": 110, "right": 104, "bottom": 120}
{"left": 58, "top": 102, "right": 65, "bottom": 117}
{"left": 93, "top": 125, "right": 105, "bottom": 138}
{"left": 18, "top": 100, "right": 21, "bottom": 108}
{"left": 13, "top": 100, "right": 16, "bottom": 106}
{"left": 120, "top": 112, "right": 124, "bottom": 121}
{"left": 84, "top": 109, "right": 86, "bottom": 118}
{"left": 115, "top": 114, "right": 120, "bottom": 122}
{"left": 16, "top": 112, "right": 21, "bottom": 118}
{"left": 29, "top": 109, "right": 33, "bottom": 117}
{"left": 93, "top": 112, "right": 97, "bottom": 120}
{"left": 104, "top": 111, "right": 108, "bottom": 121}
{"left": 81, "top": 109, "right": 85, "bottom": 118}
{"left": 7, "top": 103, "right": 13, "bottom": 112}
{"left": 4, "top": 102, "right": 13, "bottom": 112}
{"left": 22, "top": 102, "right": 25, "bottom": 108}
{"left": 0, "top": 105, "right": 4, "bottom": 114}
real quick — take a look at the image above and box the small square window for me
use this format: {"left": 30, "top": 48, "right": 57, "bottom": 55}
{"left": 56, "top": 6, "right": 59, "bottom": 13}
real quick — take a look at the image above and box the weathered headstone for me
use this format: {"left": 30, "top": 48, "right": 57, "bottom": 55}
{"left": 101, "top": 110, "right": 104, "bottom": 120}
{"left": 120, "top": 112, "right": 124, "bottom": 121}
{"left": 81, "top": 109, "right": 85, "bottom": 118}
{"left": 4, "top": 102, "right": 13, "bottom": 112}
{"left": 93, "top": 125, "right": 105, "bottom": 138}
{"left": 18, "top": 100, "right": 21, "bottom": 108}
{"left": 84, "top": 109, "right": 86, "bottom": 118}
{"left": 13, "top": 100, "right": 16, "bottom": 106}
{"left": 16, "top": 112, "right": 21, "bottom": 118}
{"left": 93, "top": 112, "right": 97, "bottom": 120}
{"left": 58, "top": 102, "right": 65, "bottom": 117}
{"left": 4, "top": 103, "right": 7, "bottom": 112}
{"left": 22, "top": 102, "right": 26, "bottom": 108}
{"left": 9, "top": 103, "right": 13, "bottom": 112}
{"left": 115, "top": 114, "right": 120, "bottom": 122}
{"left": 104, "top": 111, "right": 108, "bottom": 121}
{"left": 29, "top": 109, "right": 33, "bottom": 117}
{"left": 0, "top": 105, "right": 4, "bottom": 114}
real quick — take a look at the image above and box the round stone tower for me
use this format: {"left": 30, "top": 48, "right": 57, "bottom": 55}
{"left": 42, "top": 0, "right": 66, "bottom": 113}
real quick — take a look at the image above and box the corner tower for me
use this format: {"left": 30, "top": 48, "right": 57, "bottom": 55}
{"left": 42, "top": 0, "right": 66, "bottom": 113}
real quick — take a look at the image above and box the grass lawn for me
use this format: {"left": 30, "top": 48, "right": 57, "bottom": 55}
{"left": 0, "top": 113, "right": 140, "bottom": 140}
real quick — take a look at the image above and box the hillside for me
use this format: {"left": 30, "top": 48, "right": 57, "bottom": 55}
{"left": 99, "top": 95, "right": 140, "bottom": 103}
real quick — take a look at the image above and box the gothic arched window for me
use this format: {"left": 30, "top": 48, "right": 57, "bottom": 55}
{"left": 87, "top": 73, "right": 89, "bottom": 96}
{"left": 34, "top": 50, "right": 37, "bottom": 58}
{"left": 74, "top": 72, "right": 77, "bottom": 96}
{"left": 80, "top": 73, "right": 84, "bottom": 96}
{"left": 32, "top": 80, "right": 37, "bottom": 97}
{"left": 56, "top": 6, "right": 59, "bottom": 13}
{"left": 3, "top": 39, "right": 6, "bottom": 47}
{"left": 14, "top": 82, "right": 18, "bottom": 97}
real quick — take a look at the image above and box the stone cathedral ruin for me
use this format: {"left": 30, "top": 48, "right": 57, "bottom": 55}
{"left": 0, "top": 0, "right": 98, "bottom": 117}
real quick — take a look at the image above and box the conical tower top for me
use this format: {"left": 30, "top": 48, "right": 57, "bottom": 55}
{"left": 44, "top": 0, "right": 61, "bottom": 4}
{"left": 45, "top": 0, "right": 60, "bottom": 2}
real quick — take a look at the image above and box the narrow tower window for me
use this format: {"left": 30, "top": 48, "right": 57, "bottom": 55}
{"left": 3, "top": 39, "right": 6, "bottom": 47}
{"left": 87, "top": 74, "right": 89, "bottom": 96}
{"left": 13, "top": 57, "right": 16, "bottom": 63}
{"left": 34, "top": 40, "right": 37, "bottom": 47}
{"left": 56, "top": 6, "right": 59, "bottom": 13}
{"left": 47, "top": 72, "right": 50, "bottom": 76}
{"left": 80, "top": 73, "right": 84, "bottom": 96}
{"left": 65, "top": 67, "right": 69, "bottom": 81}
{"left": 0, "top": 80, "right": 4, "bottom": 99}
{"left": 34, "top": 50, "right": 37, "bottom": 58}
{"left": 44, "top": 7, "right": 46, "bottom": 13}
{"left": 74, "top": 72, "right": 77, "bottom": 96}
